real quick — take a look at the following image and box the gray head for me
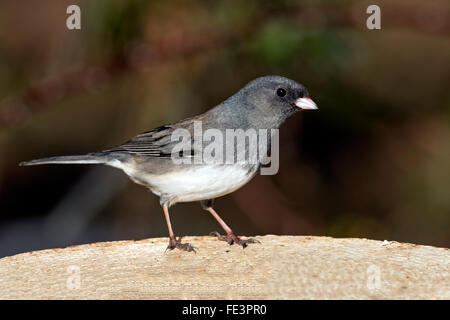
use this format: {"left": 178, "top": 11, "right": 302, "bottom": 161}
{"left": 216, "top": 75, "right": 318, "bottom": 129}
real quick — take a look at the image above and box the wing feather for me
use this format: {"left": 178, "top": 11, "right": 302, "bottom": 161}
{"left": 104, "top": 124, "right": 195, "bottom": 158}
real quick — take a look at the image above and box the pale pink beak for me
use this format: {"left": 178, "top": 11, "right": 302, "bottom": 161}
{"left": 295, "top": 97, "right": 318, "bottom": 110}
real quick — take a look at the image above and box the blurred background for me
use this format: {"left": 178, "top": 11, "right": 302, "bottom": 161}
{"left": 0, "top": 0, "right": 449, "bottom": 257}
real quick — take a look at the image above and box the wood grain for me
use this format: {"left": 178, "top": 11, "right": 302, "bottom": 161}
{"left": 0, "top": 235, "right": 448, "bottom": 299}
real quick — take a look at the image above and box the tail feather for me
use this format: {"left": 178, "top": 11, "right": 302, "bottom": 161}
{"left": 19, "top": 153, "right": 108, "bottom": 166}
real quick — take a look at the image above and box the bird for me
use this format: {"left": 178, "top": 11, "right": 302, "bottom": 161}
{"left": 20, "top": 75, "right": 318, "bottom": 253}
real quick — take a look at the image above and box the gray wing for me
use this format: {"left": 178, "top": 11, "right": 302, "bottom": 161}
{"left": 104, "top": 124, "right": 194, "bottom": 158}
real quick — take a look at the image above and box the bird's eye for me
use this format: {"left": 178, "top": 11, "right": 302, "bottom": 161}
{"left": 298, "top": 91, "right": 304, "bottom": 98}
{"left": 276, "top": 88, "right": 286, "bottom": 97}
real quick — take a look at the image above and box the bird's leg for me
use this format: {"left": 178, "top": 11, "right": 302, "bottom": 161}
{"left": 163, "top": 204, "right": 196, "bottom": 253}
{"left": 201, "top": 200, "right": 260, "bottom": 248}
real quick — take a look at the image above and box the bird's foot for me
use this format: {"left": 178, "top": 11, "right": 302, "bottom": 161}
{"left": 166, "top": 236, "right": 196, "bottom": 253}
{"left": 210, "top": 231, "right": 260, "bottom": 249}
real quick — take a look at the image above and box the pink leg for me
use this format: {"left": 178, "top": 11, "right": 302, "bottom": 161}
{"left": 163, "top": 204, "right": 176, "bottom": 241}
{"left": 163, "top": 204, "right": 196, "bottom": 253}
{"left": 206, "top": 207, "right": 233, "bottom": 234}
{"left": 203, "top": 202, "right": 260, "bottom": 248}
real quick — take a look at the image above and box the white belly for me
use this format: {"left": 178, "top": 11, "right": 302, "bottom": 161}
{"left": 109, "top": 160, "right": 256, "bottom": 203}
{"left": 147, "top": 166, "right": 255, "bottom": 202}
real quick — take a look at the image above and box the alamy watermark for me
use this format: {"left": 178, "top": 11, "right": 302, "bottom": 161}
{"left": 366, "top": 264, "right": 381, "bottom": 291}
{"left": 366, "top": 5, "right": 381, "bottom": 30}
{"left": 170, "top": 121, "right": 280, "bottom": 175}
{"left": 66, "top": 265, "right": 81, "bottom": 290}
{"left": 66, "top": 5, "right": 81, "bottom": 30}
{"left": 66, "top": 4, "right": 381, "bottom": 31}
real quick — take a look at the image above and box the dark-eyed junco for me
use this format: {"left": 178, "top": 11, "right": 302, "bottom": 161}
{"left": 20, "top": 76, "right": 318, "bottom": 252}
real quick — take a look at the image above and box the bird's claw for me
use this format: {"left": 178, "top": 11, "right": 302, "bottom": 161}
{"left": 210, "top": 231, "right": 260, "bottom": 248}
{"left": 166, "top": 236, "right": 196, "bottom": 253}
{"left": 209, "top": 231, "right": 230, "bottom": 243}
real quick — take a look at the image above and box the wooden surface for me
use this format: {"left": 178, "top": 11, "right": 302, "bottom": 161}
{"left": 0, "top": 235, "right": 448, "bottom": 299}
